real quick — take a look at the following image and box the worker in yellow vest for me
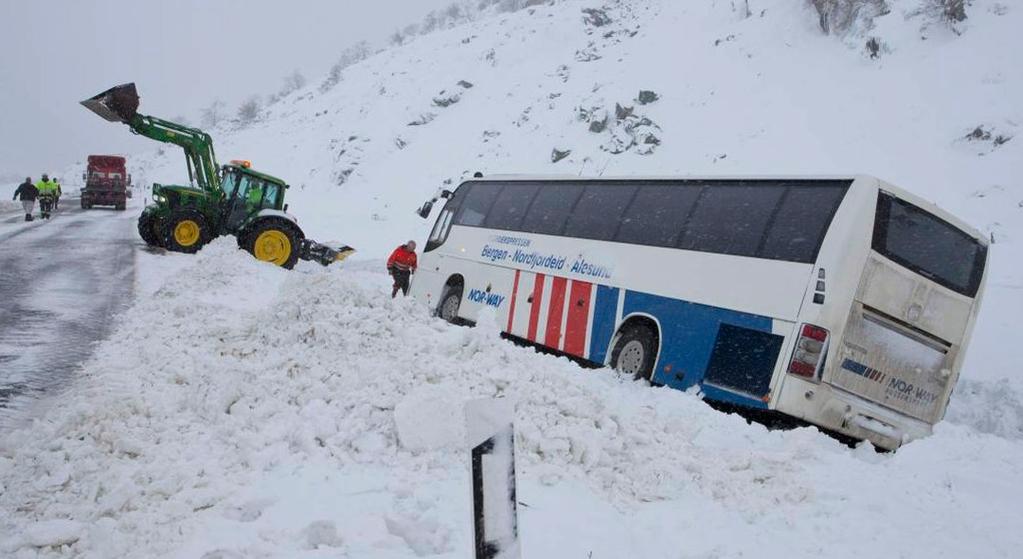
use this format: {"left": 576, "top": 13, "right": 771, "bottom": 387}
{"left": 35, "top": 173, "right": 58, "bottom": 219}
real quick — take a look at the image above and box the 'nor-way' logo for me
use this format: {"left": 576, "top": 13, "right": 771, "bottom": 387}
{"left": 468, "top": 288, "right": 505, "bottom": 308}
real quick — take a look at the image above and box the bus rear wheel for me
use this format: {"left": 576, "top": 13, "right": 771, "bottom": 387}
{"left": 610, "top": 324, "right": 658, "bottom": 381}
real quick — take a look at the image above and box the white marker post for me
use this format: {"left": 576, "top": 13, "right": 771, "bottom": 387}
{"left": 465, "top": 398, "right": 521, "bottom": 559}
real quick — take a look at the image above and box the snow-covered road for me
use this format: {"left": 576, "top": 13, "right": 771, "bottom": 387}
{"left": 0, "top": 199, "right": 135, "bottom": 429}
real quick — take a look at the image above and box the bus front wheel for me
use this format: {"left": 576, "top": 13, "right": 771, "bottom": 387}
{"left": 438, "top": 286, "right": 462, "bottom": 324}
{"left": 610, "top": 324, "right": 657, "bottom": 381}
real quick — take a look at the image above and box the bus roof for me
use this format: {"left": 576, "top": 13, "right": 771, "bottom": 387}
{"left": 462, "top": 174, "right": 986, "bottom": 243}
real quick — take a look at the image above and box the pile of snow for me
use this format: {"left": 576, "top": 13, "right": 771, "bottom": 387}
{"left": 1, "top": 242, "right": 1022, "bottom": 557}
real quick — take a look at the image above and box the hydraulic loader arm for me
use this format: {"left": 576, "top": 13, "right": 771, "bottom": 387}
{"left": 129, "top": 115, "right": 220, "bottom": 195}
{"left": 81, "top": 83, "right": 221, "bottom": 195}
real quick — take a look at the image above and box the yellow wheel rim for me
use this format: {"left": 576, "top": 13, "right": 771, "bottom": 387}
{"left": 173, "top": 220, "right": 201, "bottom": 247}
{"left": 253, "top": 229, "right": 292, "bottom": 265}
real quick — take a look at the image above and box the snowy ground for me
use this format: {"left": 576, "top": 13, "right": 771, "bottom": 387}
{"left": 1, "top": 242, "right": 1022, "bottom": 558}
{"left": 1, "top": 0, "right": 1021, "bottom": 557}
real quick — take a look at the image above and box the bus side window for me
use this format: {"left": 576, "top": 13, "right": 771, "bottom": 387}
{"left": 678, "top": 184, "right": 784, "bottom": 258}
{"left": 563, "top": 184, "right": 637, "bottom": 241}
{"left": 520, "top": 183, "right": 583, "bottom": 236}
{"left": 484, "top": 182, "right": 540, "bottom": 231}
{"left": 759, "top": 185, "right": 847, "bottom": 263}
{"left": 454, "top": 182, "right": 501, "bottom": 227}
{"left": 616, "top": 185, "right": 701, "bottom": 247}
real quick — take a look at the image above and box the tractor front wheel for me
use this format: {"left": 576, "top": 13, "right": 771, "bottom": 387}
{"left": 162, "top": 209, "right": 211, "bottom": 254}
{"left": 242, "top": 218, "right": 302, "bottom": 269}
{"left": 137, "top": 211, "right": 162, "bottom": 246}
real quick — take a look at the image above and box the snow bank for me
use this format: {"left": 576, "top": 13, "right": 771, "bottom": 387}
{"left": 1, "top": 242, "right": 1022, "bottom": 558}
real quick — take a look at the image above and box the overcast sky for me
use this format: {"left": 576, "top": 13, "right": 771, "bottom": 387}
{"left": 0, "top": 0, "right": 453, "bottom": 180}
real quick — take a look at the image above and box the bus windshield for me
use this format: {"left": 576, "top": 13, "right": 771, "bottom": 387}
{"left": 872, "top": 192, "right": 986, "bottom": 297}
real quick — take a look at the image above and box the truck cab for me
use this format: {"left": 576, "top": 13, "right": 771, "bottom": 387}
{"left": 81, "top": 155, "right": 131, "bottom": 210}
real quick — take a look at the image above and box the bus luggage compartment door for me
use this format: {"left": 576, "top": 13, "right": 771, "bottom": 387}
{"left": 829, "top": 257, "right": 966, "bottom": 423}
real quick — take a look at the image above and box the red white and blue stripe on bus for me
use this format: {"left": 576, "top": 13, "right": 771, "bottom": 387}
{"left": 499, "top": 269, "right": 779, "bottom": 409}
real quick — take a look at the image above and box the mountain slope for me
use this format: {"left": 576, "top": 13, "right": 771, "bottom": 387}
{"left": 134, "top": 0, "right": 1019, "bottom": 252}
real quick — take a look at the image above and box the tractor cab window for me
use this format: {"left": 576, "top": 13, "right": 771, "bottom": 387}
{"left": 261, "top": 182, "right": 282, "bottom": 209}
{"left": 241, "top": 177, "right": 278, "bottom": 211}
{"left": 221, "top": 170, "right": 241, "bottom": 199}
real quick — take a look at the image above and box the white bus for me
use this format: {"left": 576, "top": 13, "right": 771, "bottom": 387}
{"left": 410, "top": 175, "right": 989, "bottom": 449}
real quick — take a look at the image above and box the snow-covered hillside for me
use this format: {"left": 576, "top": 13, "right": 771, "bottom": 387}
{"left": 134, "top": 0, "right": 1020, "bottom": 256}
{"left": 2, "top": 0, "right": 1021, "bottom": 557}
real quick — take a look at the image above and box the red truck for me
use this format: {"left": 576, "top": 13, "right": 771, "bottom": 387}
{"left": 81, "top": 155, "right": 131, "bottom": 210}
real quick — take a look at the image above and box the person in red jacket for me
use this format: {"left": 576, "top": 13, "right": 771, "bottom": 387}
{"left": 386, "top": 240, "right": 418, "bottom": 298}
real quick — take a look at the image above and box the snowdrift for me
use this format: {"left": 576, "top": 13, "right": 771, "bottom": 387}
{"left": 1, "top": 242, "right": 1022, "bottom": 558}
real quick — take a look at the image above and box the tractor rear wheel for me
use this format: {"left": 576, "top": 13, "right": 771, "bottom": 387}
{"left": 243, "top": 218, "right": 302, "bottom": 269}
{"left": 162, "top": 209, "right": 211, "bottom": 254}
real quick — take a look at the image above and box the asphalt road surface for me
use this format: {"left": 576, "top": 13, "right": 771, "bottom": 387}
{"left": 0, "top": 198, "right": 136, "bottom": 429}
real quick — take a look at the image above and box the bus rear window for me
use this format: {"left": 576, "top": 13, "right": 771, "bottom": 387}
{"left": 872, "top": 192, "right": 986, "bottom": 297}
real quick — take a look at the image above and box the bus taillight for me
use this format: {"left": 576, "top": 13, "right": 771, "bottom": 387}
{"left": 788, "top": 324, "right": 829, "bottom": 379}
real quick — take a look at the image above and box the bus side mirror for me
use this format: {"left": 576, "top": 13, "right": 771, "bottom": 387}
{"left": 416, "top": 200, "right": 434, "bottom": 219}
{"left": 283, "top": 204, "right": 289, "bottom": 212}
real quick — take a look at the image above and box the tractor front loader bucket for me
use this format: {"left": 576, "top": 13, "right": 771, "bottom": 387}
{"left": 300, "top": 240, "right": 356, "bottom": 267}
{"left": 81, "top": 83, "right": 140, "bottom": 123}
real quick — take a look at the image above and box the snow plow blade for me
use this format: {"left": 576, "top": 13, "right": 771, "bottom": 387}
{"left": 81, "top": 82, "right": 140, "bottom": 123}
{"left": 300, "top": 240, "right": 355, "bottom": 266}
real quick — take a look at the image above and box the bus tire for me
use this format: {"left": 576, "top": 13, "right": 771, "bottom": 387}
{"left": 438, "top": 285, "right": 463, "bottom": 324}
{"left": 610, "top": 323, "right": 658, "bottom": 381}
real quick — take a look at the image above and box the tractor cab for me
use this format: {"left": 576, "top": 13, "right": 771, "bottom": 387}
{"left": 219, "top": 161, "right": 289, "bottom": 233}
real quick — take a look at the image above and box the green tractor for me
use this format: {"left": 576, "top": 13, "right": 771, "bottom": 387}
{"left": 81, "top": 83, "right": 353, "bottom": 269}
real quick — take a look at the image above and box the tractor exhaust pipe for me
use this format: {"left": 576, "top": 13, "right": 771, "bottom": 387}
{"left": 81, "top": 82, "right": 140, "bottom": 123}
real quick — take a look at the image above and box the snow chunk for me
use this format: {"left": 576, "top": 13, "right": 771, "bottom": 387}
{"left": 302, "top": 520, "right": 343, "bottom": 549}
{"left": 384, "top": 513, "right": 452, "bottom": 556}
{"left": 22, "top": 519, "right": 83, "bottom": 548}
{"left": 394, "top": 386, "right": 466, "bottom": 452}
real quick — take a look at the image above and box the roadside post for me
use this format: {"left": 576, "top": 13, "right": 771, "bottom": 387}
{"left": 465, "top": 398, "right": 521, "bottom": 559}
